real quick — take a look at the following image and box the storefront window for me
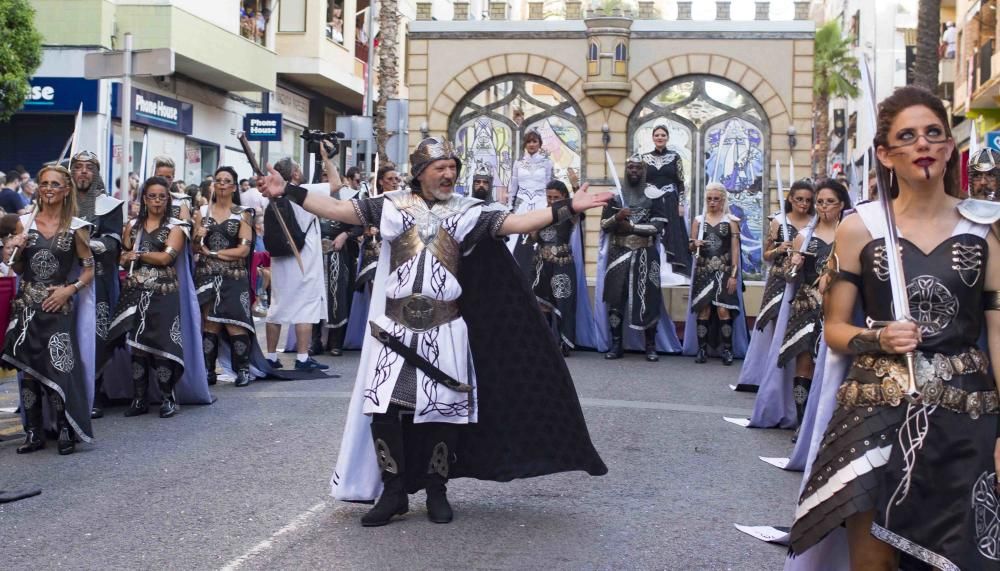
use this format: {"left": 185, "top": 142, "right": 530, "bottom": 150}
{"left": 277, "top": 0, "right": 305, "bottom": 33}
{"left": 184, "top": 139, "right": 220, "bottom": 185}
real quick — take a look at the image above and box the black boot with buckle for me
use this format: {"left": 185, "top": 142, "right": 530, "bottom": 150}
{"left": 16, "top": 379, "right": 45, "bottom": 454}
{"left": 51, "top": 392, "right": 75, "bottom": 455}
{"left": 791, "top": 376, "right": 812, "bottom": 443}
{"left": 644, "top": 328, "right": 659, "bottom": 362}
{"left": 720, "top": 318, "right": 735, "bottom": 366}
{"left": 154, "top": 358, "right": 180, "bottom": 418}
{"left": 605, "top": 311, "right": 624, "bottom": 360}
{"left": 231, "top": 334, "right": 252, "bottom": 388}
{"left": 203, "top": 332, "right": 219, "bottom": 386}
{"left": 361, "top": 411, "right": 409, "bottom": 527}
{"left": 694, "top": 319, "right": 710, "bottom": 364}
{"left": 124, "top": 355, "right": 150, "bottom": 417}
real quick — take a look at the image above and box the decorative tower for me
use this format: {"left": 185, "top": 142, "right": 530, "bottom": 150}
{"left": 582, "top": 13, "right": 633, "bottom": 108}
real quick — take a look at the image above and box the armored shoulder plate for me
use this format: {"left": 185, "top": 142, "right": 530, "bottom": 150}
{"left": 957, "top": 198, "right": 1000, "bottom": 225}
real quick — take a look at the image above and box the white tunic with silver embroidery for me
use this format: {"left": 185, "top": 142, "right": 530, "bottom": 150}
{"left": 359, "top": 191, "right": 483, "bottom": 424}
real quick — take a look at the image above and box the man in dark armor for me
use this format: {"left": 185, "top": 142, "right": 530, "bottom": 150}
{"left": 967, "top": 147, "right": 1000, "bottom": 200}
{"left": 69, "top": 151, "right": 124, "bottom": 419}
{"left": 601, "top": 154, "right": 668, "bottom": 362}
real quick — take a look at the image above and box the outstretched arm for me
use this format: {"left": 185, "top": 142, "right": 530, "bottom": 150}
{"left": 260, "top": 164, "right": 362, "bottom": 225}
{"left": 497, "top": 183, "right": 611, "bottom": 236}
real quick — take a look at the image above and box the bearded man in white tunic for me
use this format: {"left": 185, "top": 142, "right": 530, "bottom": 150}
{"left": 261, "top": 137, "right": 609, "bottom": 527}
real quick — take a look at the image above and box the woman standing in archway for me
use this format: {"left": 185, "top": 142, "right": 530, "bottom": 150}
{"left": 643, "top": 125, "right": 691, "bottom": 278}
{"left": 506, "top": 130, "right": 553, "bottom": 275}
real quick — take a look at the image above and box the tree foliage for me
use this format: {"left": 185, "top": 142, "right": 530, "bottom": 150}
{"left": 814, "top": 20, "right": 860, "bottom": 101}
{"left": 0, "top": 0, "right": 43, "bottom": 123}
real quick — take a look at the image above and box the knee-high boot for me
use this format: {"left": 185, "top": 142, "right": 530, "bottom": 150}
{"left": 91, "top": 374, "right": 106, "bottom": 419}
{"left": 605, "top": 311, "right": 624, "bottom": 360}
{"left": 16, "top": 379, "right": 44, "bottom": 454}
{"left": 50, "top": 391, "right": 75, "bottom": 455}
{"left": 424, "top": 425, "right": 457, "bottom": 524}
{"left": 361, "top": 410, "right": 409, "bottom": 527}
{"left": 231, "top": 334, "right": 252, "bottom": 387}
{"left": 791, "top": 376, "right": 812, "bottom": 443}
{"left": 203, "top": 332, "right": 219, "bottom": 386}
{"left": 719, "top": 318, "right": 734, "bottom": 366}
{"left": 644, "top": 327, "right": 659, "bottom": 362}
{"left": 124, "top": 355, "right": 150, "bottom": 417}
{"left": 694, "top": 319, "right": 710, "bottom": 363}
{"left": 153, "top": 358, "right": 181, "bottom": 418}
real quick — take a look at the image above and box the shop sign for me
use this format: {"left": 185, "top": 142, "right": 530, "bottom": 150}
{"left": 113, "top": 85, "right": 193, "bottom": 135}
{"left": 243, "top": 113, "right": 283, "bottom": 141}
{"left": 22, "top": 77, "right": 100, "bottom": 113}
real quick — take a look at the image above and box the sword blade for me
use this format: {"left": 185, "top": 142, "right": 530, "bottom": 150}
{"left": 605, "top": 150, "right": 626, "bottom": 208}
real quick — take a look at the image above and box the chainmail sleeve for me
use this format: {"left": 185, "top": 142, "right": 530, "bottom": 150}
{"left": 350, "top": 196, "right": 385, "bottom": 227}
{"left": 466, "top": 203, "right": 511, "bottom": 245}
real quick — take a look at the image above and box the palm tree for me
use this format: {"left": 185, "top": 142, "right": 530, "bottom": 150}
{"left": 374, "top": 0, "right": 399, "bottom": 160}
{"left": 913, "top": 0, "right": 941, "bottom": 91}
{"left": 813, "top": 20, "right": 859, "bottom": 179}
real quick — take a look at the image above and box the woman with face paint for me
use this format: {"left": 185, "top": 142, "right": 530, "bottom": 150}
{"left": 789, "top": 86, "right": 1000, "bottom": 570}
{"left": 530, "top": 180, "right": 579, "bottom": 356}
{"left": 688, "top": 183, "right": 742, "bottom": 365}
{"left": 2, "top": 165, "right": 95, "bottom": 455}
{"left": 778, "top": 179, "right": 849, "bottom": 441}
{"left": 108, "top": 177, "right": 188, "bottom": 418}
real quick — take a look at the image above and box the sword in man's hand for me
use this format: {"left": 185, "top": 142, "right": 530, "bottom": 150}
{"left": 237, "top": 132, "right": 305, "bottom": 273}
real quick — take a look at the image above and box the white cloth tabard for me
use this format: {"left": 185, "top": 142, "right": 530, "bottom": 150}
{"left": 265, "top": 184, "right": 327, "bottom": 325}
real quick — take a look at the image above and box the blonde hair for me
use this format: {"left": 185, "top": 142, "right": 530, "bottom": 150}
{"left": 705, "top": 181, "right": 726, "bottom": 193}
{"left": 153, "top": 155, "right": 176, "bottom": 171}
{"left": 36, "top": 165, "right": 77, "bottom": 232}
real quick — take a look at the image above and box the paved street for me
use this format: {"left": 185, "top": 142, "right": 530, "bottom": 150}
{"left": 0, "top": 344, "right": 802, "bottom": 570}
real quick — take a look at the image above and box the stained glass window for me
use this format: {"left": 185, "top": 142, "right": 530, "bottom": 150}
{"left": 628, "top": 76, "right": 770, "bottom": 279}
{"left": 450, "top": 75, "right": 585, "bottom": 196}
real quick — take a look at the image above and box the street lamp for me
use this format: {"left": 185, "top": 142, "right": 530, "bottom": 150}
{"left": 787, "top": 126, "right": 798, "bottom": 149}
{"left": 420, "top": 122, "right": 429, "bottom": 139}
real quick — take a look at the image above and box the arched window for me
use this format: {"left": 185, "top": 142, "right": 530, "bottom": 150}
{"left": 588, "top": 41, "right": 599, "bottom": 75}
{"left": 629, "top": 76, "right": 770, "bottom": 279}
{"left": 614, "top": 41, "right": 627, "bottom": 76}
{"left": 449, "top": 74, "right": 585, "bottom": 195}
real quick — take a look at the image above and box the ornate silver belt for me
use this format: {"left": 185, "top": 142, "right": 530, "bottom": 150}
{"left": 385, "top": 294, "right": 460, "bottom": 332}
{"left": 611, "top": 235, "right": 653, "bottom": 249}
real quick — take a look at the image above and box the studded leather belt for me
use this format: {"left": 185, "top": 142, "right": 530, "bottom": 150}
{"left": 385, "top": 294, "right": 460, "bottom": 332}
{"left": 611, "top": 235, "right": 654, "bottom": 249}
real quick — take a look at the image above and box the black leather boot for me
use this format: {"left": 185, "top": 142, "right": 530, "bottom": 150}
{"left": 203, "top": 332, "right": 219, "bottom": 386}
{"left": 51, "top": 393, "right": 75, "bottom": 455}
{"left": 644, "top": 328, "right": 659, "bottom": 362}
{"left": 16, "top": 379, "right": 44, "bottom": 454}
{"left": 694, "top": 319, "right": 710, "bottom": 364}
{"left": 309, "top": 323, "right": 324, "bottom": 356}
{"left": 791, "top": 376, "right": 812, "bottom": 443}
{"left": 231, "top": 334, "right": 252, "bottom": 387}
{"left": 425, "top": 429, "right": 456, "bottom": 524}
{"left": 326, "top": 326, "right": 345, "bottom": 357}
{"left": 720, "top": 318, "right": 734, "bottom": 366}
{"left": 361, "top": 412, "right": 409, "bottom": 527}
{"left": 91, "top": 375, "right": 105, "bottom": 419}
{"left": 154, "top": 359, "right": 180, "bottom": 418}
{"left": 605, "top": 311, "right": 624, "bottom": 360}
{"left": 124, "top": 355, "right": 150, "bottom": 417}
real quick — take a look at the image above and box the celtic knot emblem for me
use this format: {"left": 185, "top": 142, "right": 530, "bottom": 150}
{"left": 48, "top": 332, "right": 74, "bottom": 373}
{"left": 20, "top": 387, "right": 37, "bottom": 409}
{"left": 224, "top": 219, "right": 241, "bottom": 236}
{"left": 551, "top": 273, "right": 572, "bottom": 299}
{"left": 539, "top": 226, "right": 558, "bottom": 243}
{"left": 907, "top": 275, "right": 958, "bottom": 338}
{"left": 95, "top": 302, "right": 110, "bottom": 339}
{"left": 650, "top": 261, "right": 661, "bottom": 285}
{"left": 30, "top": 249, "right": 59, "bottom": 281}
{"left": 170, "top": 316, "right": 182, "bottom": 346}
{"left": 156, "top": 366, "right": 172, "bottom": 384}
{"left": 233, "top": 339, "right": 248, "bottom": 356}
{"left": 207, "top": 232, "right": 230, "bottom": 252}
{"left": 973, "top": 471, "right": 1000, "bottom": 561}
{"left": 629, "top": 208, "right": 649, "bottom": 224}
{"left": 704, "top": 232, "right": 724, "bottom": 254}
{"left": 132, "top": 361, "right": 146, "bottom": 380}
{"left": 202, "top": 336, "right": 215, "bottom": 355}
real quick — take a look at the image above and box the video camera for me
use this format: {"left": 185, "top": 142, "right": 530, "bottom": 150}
{"left": 300, "top": 129, "right": 345, "bottom": 156}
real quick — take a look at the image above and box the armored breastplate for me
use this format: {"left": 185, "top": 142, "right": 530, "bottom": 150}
{"left": 860, "top": 234, "right": 987, "bottom": 353}
{"left": 702, "top": 220, "right": 732, "bottom": 259}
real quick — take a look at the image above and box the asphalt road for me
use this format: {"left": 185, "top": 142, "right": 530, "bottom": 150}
{"left": 0, "top": 345, "right": 803, "bottom": 570}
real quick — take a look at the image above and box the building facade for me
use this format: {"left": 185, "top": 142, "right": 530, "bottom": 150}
{"left": 406, "top": 8, "right": 814, "bottom": 316}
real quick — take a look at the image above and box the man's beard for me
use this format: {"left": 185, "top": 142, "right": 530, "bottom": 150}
{"left": 429, "top": 186, "right": 453, "bottom": 201}
{"left": 74, "top": 177, "right": 92, "bottom": 192}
